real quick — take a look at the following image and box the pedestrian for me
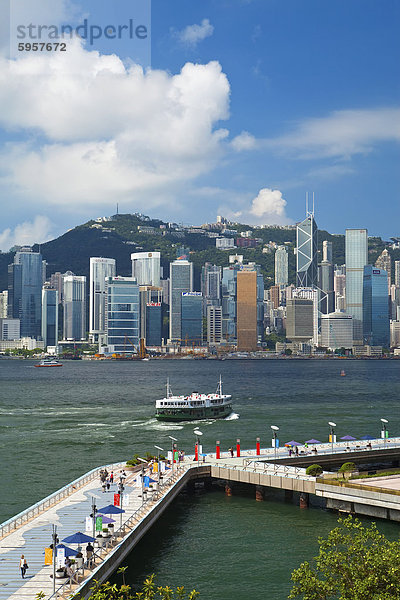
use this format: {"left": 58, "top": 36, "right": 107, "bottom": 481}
{"left": 106, "top": 478, "right": 110, "bottom": 491}
{"left": 86, "top": 543, "right": 94, "bottom": 568}
{"left": 110, "top": 471, "right": 114, "bottom": 484}
{"left": 102, "top": 481, "right": 106, "bottom": 493}
{"left": 229, "top": 447, "right": 234, "bottom": 457}
{"left": 289, "top": 448, "right": 292, "bottom": 457}
{"left": 19, "top": 555, "right": 28, "bottom": 578}
{"left": 295, "top": 446, "right": 299, "bottom": 456}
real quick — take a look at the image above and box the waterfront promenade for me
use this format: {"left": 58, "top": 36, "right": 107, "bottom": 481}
{"left": 3, "top": 439, "right": 400, "bottom": 600}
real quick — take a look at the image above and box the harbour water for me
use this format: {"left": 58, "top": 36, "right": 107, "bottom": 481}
{"left": 2, "top": 358, "right": 400, "bottom": 598}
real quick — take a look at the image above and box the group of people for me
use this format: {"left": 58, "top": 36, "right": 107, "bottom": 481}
{"left": 100, "top": 468, "right": 115, "bottom": 492}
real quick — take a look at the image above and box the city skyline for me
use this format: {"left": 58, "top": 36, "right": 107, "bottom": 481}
{"left": 0, "top": 0, "right": 399, "bottom": 251}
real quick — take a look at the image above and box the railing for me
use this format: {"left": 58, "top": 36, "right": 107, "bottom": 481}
{"left": 0, "top": 462, "right": 123, "bottom": 540}
{"left": 210, "top": 460, "right": 313, "bottom": 481}
{"left": 316, "top": 478, "right": 400, "bottom": 497}
{"left": 48, "top": 463, "right": 191, "bottom": 599}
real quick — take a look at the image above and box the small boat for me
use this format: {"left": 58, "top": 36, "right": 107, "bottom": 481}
{"left": 35, "top": 358, "right": 63, "bottom": 368}
{"left": 155, "top": 376, "right": 232, "bottom": 421}
{"left": 340, "top": 370, "right": 346, "bottom": 377}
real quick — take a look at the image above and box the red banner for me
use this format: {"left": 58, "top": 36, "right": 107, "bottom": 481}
{"left": 114, "top": 493, "right": 120, "bottom": 507}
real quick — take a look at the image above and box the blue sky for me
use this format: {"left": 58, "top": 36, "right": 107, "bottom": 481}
{"left": 0, "top": 0, "right": 399, "bottom": 250}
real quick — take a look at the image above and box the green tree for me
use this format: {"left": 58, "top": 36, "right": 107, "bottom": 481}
{"left": 289, "top": 516, "right": 400, "bottom": 600}
{"left": 84, "top": 574, "right": 199, "bottom": 600}
{"left": 305, "top": 464, "right": 323, "bottom": 477}
{"left": 338, "top": 462, "right": 356, "bottom": 479}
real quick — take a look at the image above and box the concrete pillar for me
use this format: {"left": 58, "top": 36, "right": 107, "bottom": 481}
{"left": 225, "top": 483, "right": 233, "bottom": 496}
{"left": 255, "top": 486, "right": 264, "bottom": 502}
{"left": 299, "top": 493, "right": 309, "bottom": 509}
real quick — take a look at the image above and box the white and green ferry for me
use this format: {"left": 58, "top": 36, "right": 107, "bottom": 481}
{"left": 155, "top": 376, "right": 232, "bottom": 421}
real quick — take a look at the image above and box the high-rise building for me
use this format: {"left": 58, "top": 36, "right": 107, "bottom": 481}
{"left": 169, "top": 259, "right": 193, "bottom": 341}
{"left": 131, "top": 252, "right": 161, "bottom": 287}
{"left": 319, "top": 259, "right": 334, "bottom": 314}
{"left": 323, "top": 240, "right": 333, "bottom": 264}
{"left": 345, "top": 229, "right": 368, "bottom": 344}
{"left": 207, "top": 305, "right": 222, "bottom": 344}
{"left": 41, "top": 287, "right": 58, "bottom": 347}
{"left": 0, "top": 318, "right": 20, "bottom": 341}
{"left": 0, "top": 291, "right": 8, "bottom": 318}
{"left": 375, "top": 249, "right": 391, "bottom": 289}
{"left": 8, "top": 247, "right": 43, "bottom": 339}
{"left": 275, "top": 246, "right": 288, "bottom": 287}
{"left": 201, "top": 263, "right": 222, "bottom": 316}
{"left": 286, "top": 298, "right": 314, "bottom": 342}
{"left": 49, "top": 272, "right": 65, "bottom": 304}
{"left": 395, "top": 261, "right": 400, "bottom": 287}
{"left": 296, "top": 213, "right": 318, "bottom": 288}
{"left": 221, "top": 265, "right": 238, "bottom": 344}
{"left": 292, "top": 287, "right": 319, "bottom": 345}
{"left": 270, "top": 285, "right": 280, "bottom": 309}
{"left": 160, "top": 279, "right": 170, "bottom": 305}
{"left": 63, "top": 275, "right": 86, "bottom": 341}
{"left": 139, "top": 286, "right": 163, "bottom": 345}
{"left": 89, "top": 257, "right": 116, "bottom": 345}
{"left": 320, "top": 312, "right": 353, "bottom": 350}
{"left": 181, "top": 292, "right": 203, "bottom": 345}
{"left": 237, "top": 271, "right": 258, "bottom": 351}
{"left": 106, "top": 277, "right": 139, "bottom": 353}
{"left": 363, "top": 266, "right": 390, "bottom": 347}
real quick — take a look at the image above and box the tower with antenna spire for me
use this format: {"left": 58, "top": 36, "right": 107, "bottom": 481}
{"left": 296, "top": 192, "right": 318, "bottom": 288}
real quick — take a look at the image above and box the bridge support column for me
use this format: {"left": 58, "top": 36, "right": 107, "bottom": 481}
{"left": 225, "top": 482, "right": 233, "bottom": 496}
{"left": 255, "top": 486, "right": 264, "bottom": 502}
{"left": 299, "top": 493, "right": 309, "bottom": 509}
{"left": 285, "top": 490, "right": 294, "bottom": 502}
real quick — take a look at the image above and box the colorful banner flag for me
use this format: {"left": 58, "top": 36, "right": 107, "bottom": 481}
{"left": 96, "top": 516, "right": 103, "bottom": 531}
{"left": 44, "top": 548, "right": 53, "bottom": 565}
{"left": 114, "top": 493, "right": 120, "bottom": 507}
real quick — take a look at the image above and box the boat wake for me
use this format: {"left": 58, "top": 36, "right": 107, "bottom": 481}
{"left": 143, "top": 418, "right": 184, "bottom": 431}
{"left": 225, "top": 412, "right": 240, "bottom": 420}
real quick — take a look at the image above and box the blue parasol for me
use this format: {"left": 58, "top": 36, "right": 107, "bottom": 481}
{"left": 305, "top": 439, "right": 321, "bottom": 444}
{"left": 340, "top": 435, "right": 357, "bottom": 441}
{"left": 285, "top": 440, "right": 302, "bottom": 446}
{"left": 56, "top": 544, "right": 77, "bottom": 558}
{"left": 97, "top": 504, "right": 125, "bottom": 515}
{"left": 62, "top": 532, "right": 95, "bottom": 544}
{"left": 361, "top": 435, "right": 376, "bottom": 440}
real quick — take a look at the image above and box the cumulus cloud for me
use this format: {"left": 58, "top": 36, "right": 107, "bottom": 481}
{"left": 175, "top": 19, "right": 214, "bottom": 47}
{"left": 0, "top": 216, "right": 53, "bottom": 251}
{"left": 231, "top": 131, "right": 258, "bottom": 151}
{"left": 0, "top": 39, "right": 230, "bottom": 209}
{"left": 220, "top": 188, "right": 292, "bottom": 226}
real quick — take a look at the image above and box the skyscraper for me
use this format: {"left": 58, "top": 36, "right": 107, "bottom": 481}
{"left": 375, "top": 249, "right": 391, "bottom": 290}
{"left": 181, "top": 292, "right": 203, "bottom": 345}
{"left": 139, "top": 286, "right": 163, "bottom": 345}
{"left": 296, "top": 214, "right": 318, "bottom": 288}
{"left": 89, "top": 257, "right": 116, "bottom": 345}
{"left": 319, "top": 243, "right": 334, "bottom": 314}
{"left": 345, "top": 229, "right": 368, "bottom": 344}
{"left": 286, "top": 298, "right": 314, "bottom": 342}
{"left": 275, "top": 246, "right": 288, "bottom": 287}
{"left": 201, "top": 263, "right": 222, "bottom": 315}
{"left": 8, "top": 247, "right": 43, "bottom": 339}
{"left": 106, "top": 277, "right": 139, "bottom": 353}
{"left": 63, "top": 275, "right": 86, "bottom": 341}
{"left": 207, "top": 305, "right": 222, "bottom": 344}
{"left": 41, "top": 287, "right": 58, "bottom": 347}
{"left": 169, "top": 259, "right": 193, "bottom": 341}
{"left": 363, "top": 266, "right": 389, "bottom": 347}
{"left": 131, "top": 252, "right": 161, "bottom": 287}
{"left": 395, "top": 261, "right": 400, "bottom": 287}
{"left": 0, "top": 291, "right": 8, "bottom": 318}
{"left": 237, "top": 271, "right": 257, "bottom": 351}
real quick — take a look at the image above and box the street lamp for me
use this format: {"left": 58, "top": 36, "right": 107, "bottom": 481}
{"left": 168, "top": 435, "right": 178, "bottom": 472}
{"left": 328, "top": 422, "right": 337, "bottom": 453}
{"left": 271, "top": 425, "right": 279, "bottom": 461}
{"left": 47, "top": 521, "right": 61, "bottom": 596}
{"left": 89, "top": 494, "right": 100, "bottom": 545}
{"left": 381, "top": 418, "right": 388, "bottom": 446}
{"left": 194, "top": 429, "right": 203, "bottom": 461}
{"left": 154, "top": 445, "right": 164, "bottom": 486}
{"left": 137, "top": 457, "right": 147, "bottom": 505}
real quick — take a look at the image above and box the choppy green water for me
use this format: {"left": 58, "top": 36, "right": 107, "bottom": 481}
{"left": 2, "top": 358, "right": 400, "bottom": 599}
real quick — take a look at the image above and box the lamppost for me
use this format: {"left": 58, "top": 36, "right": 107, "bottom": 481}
{"left": 271, "top": 426, "right": 279, "bottom": 462}
{"left": 168, "top": 435, "right": 177, "bottom": 472}
{"left": 381, "top": 418, "right": 388, "bottom": 446}
{"left": 154, "top": 445, "right": 164, "bottom": 487}
{"left": 49, "top": 522, "right": 61, "bottom": 596}
{"left": 194, "top": 429, "right": 203, "bottom": 461}
{"left": 90, "top": 494, "right": 100, "bottom": 545}
{"left": 137, "top": 457, "right": 147, "bottom": 505}
{"left": 328, "top": 422, "right": 336, "bottom": 453}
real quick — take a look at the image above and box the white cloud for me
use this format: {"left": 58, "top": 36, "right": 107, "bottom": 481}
{"left": 231, "top": 131, "right": 258, "bottom": 151}
{"left": 0, "top": 215, "right": 53, "bottom": 251}
{"left": 0, "top": 39, "right": 230, "bottom": 210}
{"left": 219, "top": 188, "right": 292, "bottom": 226}
{"left": 249, "top": 188, "right": 287, "bottom": 218}
{"left": 175, "top": 19, "right": 214, "bottom": 48}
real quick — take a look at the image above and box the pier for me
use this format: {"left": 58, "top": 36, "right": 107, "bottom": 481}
{"left": 3, "top": 439, "right": 400, "bottom": 600}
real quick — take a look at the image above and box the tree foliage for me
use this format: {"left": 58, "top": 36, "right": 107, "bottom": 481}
{"left": 288, "top": 516, "right": 400, "bottom": 600}
{"left": 305, "top": 464, "right": 323, "bottom": 477}
{"left": 84, "top": 574, "right": 199, "bottom": 600}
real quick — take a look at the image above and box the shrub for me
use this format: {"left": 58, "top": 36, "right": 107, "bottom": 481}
{"left": 339, "top": 462, "right": 356, "bottom": 478}
{"left": 305, "top": 464, "right": 323, "bottom": 477}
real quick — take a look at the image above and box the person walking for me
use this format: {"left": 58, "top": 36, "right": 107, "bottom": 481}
{"left": 86, "top": 542, "right": 94, "bottom": 568}
{"left": 229, "top": 447, "right": 234, "bottom": 457}
{"left": 19, "top": 555, "right": 28, "bottom": 578}
{"left": 110, "top": 471, "right": 114, "bottom": 484}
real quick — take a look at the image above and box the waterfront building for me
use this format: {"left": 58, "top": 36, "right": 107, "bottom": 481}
{"left": 275, "top": 245, "right": 288, "bottom": 287}
{"left": 201, "top": 263, "right": 222, "bottom": 316}
{"left": 296, "top": 213, "right": 318, "bottom": 288}
{"left": 292, "top": 287, "right": 319, "bottom": 345}
{"left": 181, "top": 292, "right": 203, "bottom": 345}
{"left": 41, "top": 287, "right": 58, "bottom": 347}
{"left": 286, "top": 298, "right": 314, "bottom": 343}
{"left": 63, "top": 275, "right": 86, "bottom": 341}
{"left": 345, "top": 229, "right": 368, "bottom": 344}
{"left": 0, "top": 291, "right": 8, "bottom": 318}
{"left": 363, "top": 266, "right": 390, "bottom": 348}
{"left": 319, "top": 241, "right": 334, "bottom": 314}
{"left": 106, "top": 277, "right": 140, "bottom": 353}
{"left": 139, "top": 286, "right": 163, "bottom": 346}
{"left": 375, "top": 249, "right": 391, "bottom": 289}
{"left": 169, "top": 259, "right": 193, "bottom": 342}
{"left": 237, "top": 271, "right": 258, "bottom": 351}
{"left": 390, "top": 320, "right": 400, "bottom": 348}
{"left": 0, "top": 318, "right": 20, "bottom": 341}
{"left": 221, "top": 265, "right": 238, "bottom": 344}
{"left": 131, "top": 251, "right": 161, "bottom": 287}
{"left": 207, "top": 305, "right": 222, "bottom": 344}
{"left": 395, "top": 261, "right": 400, "bottom": 287}
{"left": 89, "top": 257, "right": 116, "bottom": 345}
{"left": 8, "top": 247, "right": 43, "bottom": 339}
{"left": 320, "top": 312, "right": 353, "bottom": 350}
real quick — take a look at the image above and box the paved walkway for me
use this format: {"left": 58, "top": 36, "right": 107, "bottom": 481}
{"left": 352, "top": 475, "right": 400, "bottom": 491}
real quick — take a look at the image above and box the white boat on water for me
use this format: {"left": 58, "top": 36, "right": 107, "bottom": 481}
{"left": 35, "top": 358, "right": 62, "bottom": 368}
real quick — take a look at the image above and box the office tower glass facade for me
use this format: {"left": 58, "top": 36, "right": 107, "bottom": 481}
{"left": 145, "top": 303, "right": 162, "bottom": 346}
{"left": 286, "top": 298, "right": 314, "bottom": 342}
{"left": 89, "top": 257, "right": 116, "bottom": 344}
{"left": 8, "top": 248, "right": 43, "bottom": 339}
{"left": 106, "top": 277, "right": 139, "bottom": 353}
{"left": 139, "top": 286, "right": 163, "bottom": 345}
{"left": 221, "top": 266, "right": 238, "bottom": 343}
{"left": 275, "top": 246, "right": 288, "bottom": 287}
{"left": 0, "top": 291, "right": 8, "bottom": 318}
{"left": 131, "top": 252, "right": 161, "bottom": 287}
{"left": 181, "top": 292, "right": 203, "bottom": 345}
{"left": 320, "top": 312, "right": 353, "bottom": 349}
{"left": 375, "top": 249, "right": 391, "bottom": 289}
{"left": 296, "top": 215, "right": 318, "bottom": 288}
{"left": 41, "top": 288, "right": 58, "bottom": 347}
{"left": 363, "top": 266, "right": 390, "bottom": 347}
{"left": 201, "top": 263, "right": 222, "bottom": 316}
{"left": 0, "top": 318, "right": 20, "bottom": 341}
{"left": 169, "top": 259, "right": 193, "bottom": 341}
{"left": 63, "top": 276, "right": 87, "bottom": 341}
{"left": 207, "top": 305, "right": 222, "bottom": 344}
{"left": 345, "top": 229, "right": 368, "bottom": 344}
